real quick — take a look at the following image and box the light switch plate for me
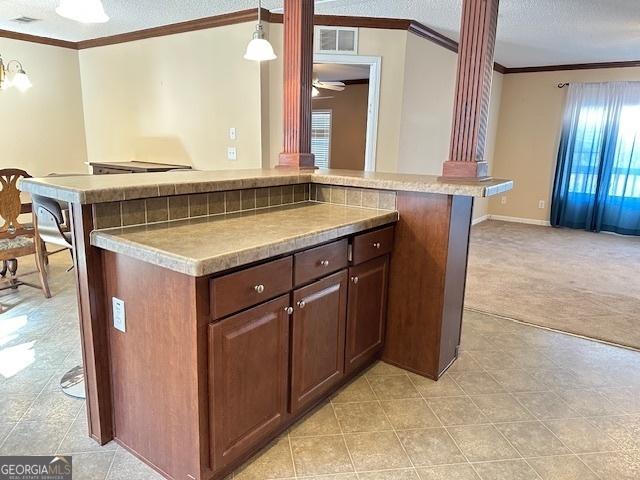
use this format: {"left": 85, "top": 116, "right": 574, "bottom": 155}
{"left": 229, "top": 127, "right": 236, "bottom": 140}
{"left": 227, "top": 147, "right": 237, "bottom": 161}
{"left": 112, "top": 297, "right": 126, "bottom": 333}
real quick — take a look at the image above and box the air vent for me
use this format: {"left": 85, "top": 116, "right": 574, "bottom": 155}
{"left": 314, "top": 26, "right": 358, "bottom": 54}
{"left": 11, "top": 16, "right": 41, "bottom": 23}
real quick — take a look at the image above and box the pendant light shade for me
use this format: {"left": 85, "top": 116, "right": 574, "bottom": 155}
{"left": 244, "top": 27, "right": 277, "bottom": 61}
{"left": 244, "top": 1, "right": 276, "bottom": 62}
{"left": 56, "top": 0, "right": 109, "bottom": 23}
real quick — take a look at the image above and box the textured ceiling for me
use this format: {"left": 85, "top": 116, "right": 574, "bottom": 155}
{"left": 0, "top": 0, "right": 639, "bottom": 67}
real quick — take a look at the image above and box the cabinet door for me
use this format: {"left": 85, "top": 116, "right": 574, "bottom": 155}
{"left": 209, "top": 295, "right": 290, "bottom": 470}
{"left": 290, "top": 270, "right": 348, "bottom": 414}
{"left": 345, "top": 255, "right": 389, "bottom": 374}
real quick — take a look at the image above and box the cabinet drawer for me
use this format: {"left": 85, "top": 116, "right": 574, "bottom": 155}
{"left": 351, "top": 226, "right": 394, "bottom": 265}
{"left": 210, "top": 257, "right": 293, "bottom": 319}
{"left": 294, "top": 239, "right": 348, "bottom": 287}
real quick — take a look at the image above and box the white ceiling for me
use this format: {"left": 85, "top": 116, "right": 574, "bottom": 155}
{"left": 0, "top": 0, "right": 639, "bottom": 67}
{"left": 314, "top": 63, "right": 370, "bottom": 81}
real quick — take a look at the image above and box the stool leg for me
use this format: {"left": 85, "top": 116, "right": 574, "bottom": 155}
{"left": 0, "top": 260, "right": 6, "bottom": 278}
{"left": 7, "top": 259, "right": 18, "bottom": 288}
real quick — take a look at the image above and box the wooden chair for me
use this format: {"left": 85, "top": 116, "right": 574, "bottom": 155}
{"left": 0, "top": 169, "right": 50, "bottom": 297}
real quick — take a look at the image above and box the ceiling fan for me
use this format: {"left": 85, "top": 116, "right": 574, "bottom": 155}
{"left": 313, "top": 79, "right": 346, "bottom": 92}
{"left": 312, "top": 79, "right": 345, "bottom": 100}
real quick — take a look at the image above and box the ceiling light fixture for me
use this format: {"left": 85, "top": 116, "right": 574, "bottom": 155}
{"left": 244, "top": 0, "right": 277, "bottom": 62}
{"left": 56, "top": 0, "right": 109, "bottom": 24}
{"left": 0, "top": 54, "right": 32, "bottom": 92}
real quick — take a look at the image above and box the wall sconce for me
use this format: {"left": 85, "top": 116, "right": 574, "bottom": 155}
{"left": 0, "top": 54, "right": 32, "bottom": 92}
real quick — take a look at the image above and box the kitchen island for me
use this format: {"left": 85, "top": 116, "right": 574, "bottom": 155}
{"left": 20, "top": 168, "right": 512, "bottom": 480}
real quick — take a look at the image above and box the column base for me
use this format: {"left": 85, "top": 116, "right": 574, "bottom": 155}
{"left": 278, "top": 152, "right": 316, "bottom": 169}
{"left": 441, "top": 160, "right": 490, "bottom": 180}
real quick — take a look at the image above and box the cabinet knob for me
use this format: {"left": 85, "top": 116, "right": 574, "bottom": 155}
{"left": 320, "top": 260, "right": 330, "bottom": 266}
{"left": 297, "top": 300, "right": 306, "bottom": 309}
{"left": 351, "top": 276, "right": 359, "bottom": 284}
{"left": 254, "top": 284, "right": 265, "bottom": 293}
{"left": 284, "top": 306, "right": 294, "bottom": 315}
{"left": 373, "top": 242, "right": 381, "bottom": 249}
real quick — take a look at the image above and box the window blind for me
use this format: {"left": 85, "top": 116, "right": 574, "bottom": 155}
{"left": 311, "top": 110, "right": 332, "bottom": 169}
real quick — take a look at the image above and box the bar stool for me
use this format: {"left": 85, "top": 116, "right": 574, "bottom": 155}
{"left": 32, "top": 194, "right": 85, "bottom": 399}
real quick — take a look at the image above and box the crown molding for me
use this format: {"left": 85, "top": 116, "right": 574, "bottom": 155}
{"left": 503, "top": 60, "right": 640, "bottom": 74}
{"left": 0, "top": 28, "right": 77, "bottom": 49}
{"left": 76, "top": 8, "right": 263, "bottom": 49}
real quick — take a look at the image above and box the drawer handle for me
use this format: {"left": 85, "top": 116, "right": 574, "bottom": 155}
{"left": 297, "top": 300, "right": 306, "bottom": 309}
{"left": 284, "top": 306, "right": 294, "bottom": 315}
{"left": 254, "top": 284, "right": 265, "bottom": 294}
{"left": 351, "top": 276, "right": 359, "bottom": 284}
{"left": 373, "top": 242, "right": 381, "bottom": 249}
{"left": 320, "top": 260, "right": 330, "bottom": 267}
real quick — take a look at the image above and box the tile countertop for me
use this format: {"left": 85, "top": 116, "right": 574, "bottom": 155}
{"left": 91, "top": 202, "right": 399, "bottom": 277}
{"left": 18, "top": 168, "right": 513, "bottom": 204}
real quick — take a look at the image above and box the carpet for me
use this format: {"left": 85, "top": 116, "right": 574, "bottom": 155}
{"left": 466, "top": 220, "right": 640, "bottom": 350}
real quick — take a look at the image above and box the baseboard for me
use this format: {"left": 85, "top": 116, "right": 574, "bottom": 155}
{"left": 487, "top": 214, "right": 551, "bottom": 226}
{"left": 471, "top": 215, "right": 489, "bottom": 225}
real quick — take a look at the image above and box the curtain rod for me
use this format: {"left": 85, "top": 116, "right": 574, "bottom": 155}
{"left": 558, "top": 83, "right": 570, "bottom": 88}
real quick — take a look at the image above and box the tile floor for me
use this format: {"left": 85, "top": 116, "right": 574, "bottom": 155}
{"left": 1, "top": 255, "right": 640, "bottom": 479}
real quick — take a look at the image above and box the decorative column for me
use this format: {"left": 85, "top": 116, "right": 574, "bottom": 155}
{"left": 279, "top": 0, "right": 315, "bottom": 169}
{"left": 442, "top": 0, "right": 499, "bottom": 179}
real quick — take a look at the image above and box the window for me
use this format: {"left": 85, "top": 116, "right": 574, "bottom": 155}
{"left": 311, "top": 110, "right": 332, "bottom": 169}
{"left": 568, "top": 105, "right": 640, "bottom": 198}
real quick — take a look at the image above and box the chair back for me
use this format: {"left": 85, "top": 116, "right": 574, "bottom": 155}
{"left": 0, "top": 168, "right": 31, "bottom": 237}
{"left": 32, "top": 194, "right": 72, "bottom": 249}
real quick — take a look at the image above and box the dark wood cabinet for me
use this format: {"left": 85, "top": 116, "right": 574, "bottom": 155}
{"left": 345, "top": 255, "right": 389, "bottom": 374}
{"left": 208, "top": 294, "right": 290, "bottom": 470}
{"left": 106, "top": 226, "right": 394, "bottom": 480}
{"left": 290, "top": 269, "right": 348, "bottom": 414}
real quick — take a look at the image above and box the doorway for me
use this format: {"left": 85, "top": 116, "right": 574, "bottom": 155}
{"left": 312, "top": 54, "right": 381, "bottom": 172}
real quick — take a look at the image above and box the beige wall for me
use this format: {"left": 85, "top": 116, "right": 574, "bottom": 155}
{"left": 0, "top": 38, "right": 87, "bottom": 177}
{"left": 397, "top": 34, "right": 457, "bottom": 175}
{"left": 78, "top": 22, "right": 263, "bottom": 171}
{"left": 313, "top": 83, "right": 368, "bottom": 170}
{"left": 489, "top": 67, "right": 640, "bottom": 222}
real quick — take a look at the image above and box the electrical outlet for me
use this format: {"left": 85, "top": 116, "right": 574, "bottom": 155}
{"left": 538, "top": 200, "right": 545, "bottom": 209}
{"left": 229, "top": 127, "right": 236, "bottom": 140}
{"left": 227, "top": 147, "right": 237, "bottom": 161}
{"left": 112, "top": 297, "right": 126, "bottom": 333}
{"left": 501, "top": 196, "right": 507, "bottom": 205}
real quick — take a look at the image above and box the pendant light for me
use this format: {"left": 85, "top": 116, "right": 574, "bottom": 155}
{"left": 244, "top": 0, "right": 277, "bottom": 62}
{"left": 56, "top": 0, "right": 109, "bottom": 24}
